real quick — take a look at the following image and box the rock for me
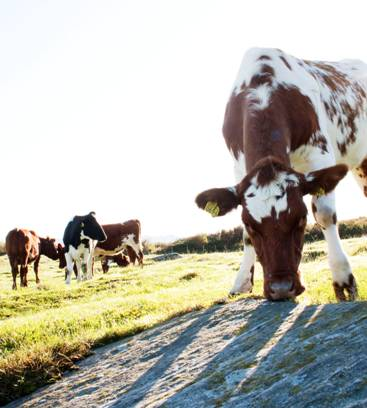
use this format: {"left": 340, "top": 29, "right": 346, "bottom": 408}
{"left": 7, "top": 299, "right": 367, "bottom": 408}
{"left": 152, "top": 253, "right": 182, "bottom": 262}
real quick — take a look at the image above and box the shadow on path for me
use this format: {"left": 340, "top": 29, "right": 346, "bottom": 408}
{"left": 108, "top": 300, "right": 297, "bottom": 407}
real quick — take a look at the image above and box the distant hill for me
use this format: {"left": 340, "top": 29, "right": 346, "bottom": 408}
{"left": 153, "top": 217, "right": 367, "bottom": 254}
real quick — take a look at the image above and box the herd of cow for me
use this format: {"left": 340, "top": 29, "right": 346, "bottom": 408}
{"left": 4, "top": 47, "right": 367, "bottom": 302}
{"left": 5, "top": 213, "right": 143, "bottom": 289}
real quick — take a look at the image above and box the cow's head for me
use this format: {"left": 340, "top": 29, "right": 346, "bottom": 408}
{"left": 39, "top": 237, "right": 60, "bottom": 260}
{"left": 196, "top": 157, "right": 348, "bottom": 301}
{"left": 80, "top": 212, "right": 107, "bottom": 242}
{"left": 57, "top": 243, "right": 67, "bottom": 269}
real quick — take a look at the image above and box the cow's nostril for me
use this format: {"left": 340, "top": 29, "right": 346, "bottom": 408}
{"left": 270, "top": 281, "right": 293, "bottom": 293}
{"left": 268, "top": 280, "right": 294, "bottom": 300}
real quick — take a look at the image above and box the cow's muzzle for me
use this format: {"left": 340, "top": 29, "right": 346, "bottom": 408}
{"left": 268, "top": 280, "right": 295, "bottom": 300}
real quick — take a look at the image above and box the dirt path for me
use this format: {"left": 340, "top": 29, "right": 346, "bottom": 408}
{"left": 7, "top": 299, "right": 367, "bottom": 407}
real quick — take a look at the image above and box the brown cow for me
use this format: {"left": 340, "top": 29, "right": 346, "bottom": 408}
{"left": 94, "top": 220, "right": 144, "bottom": 271}
{"left": 5, "top": 228, "right": 64, "bottom": 289}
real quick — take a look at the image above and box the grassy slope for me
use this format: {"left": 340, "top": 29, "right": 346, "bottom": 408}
{"left": 0, "top": 237, "right": 367, "bottom": 403}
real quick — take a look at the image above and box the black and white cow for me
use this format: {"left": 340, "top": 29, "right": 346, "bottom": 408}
{"left": 63, "top": 212, "right": 107, "bottom": 284}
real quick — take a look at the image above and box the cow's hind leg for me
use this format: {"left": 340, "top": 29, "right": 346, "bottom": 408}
{"left": 75, "top": 259, "right": 83, "bottom": 282}
{"left": 229, "top": 227, "right": 255, "bottom": 295}
{"left": 312, "top": 192, "right": 357, "bottom": 301}
{"left": 34, "top": 256, "right": 41, "bottom": 284}
{"left": 101, "top": 257, "right": 109, "bottom": 273}
{"left": 9, "top": 257, "right": 19, "bottom": 290}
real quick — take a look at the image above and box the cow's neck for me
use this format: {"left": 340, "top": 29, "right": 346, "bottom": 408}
{"left": 243, "top": 114, "right": 290, "bottom": 171}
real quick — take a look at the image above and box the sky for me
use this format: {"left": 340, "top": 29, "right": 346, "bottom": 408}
{"left": 1, "top": 0, "right": 367, "bottom": 242}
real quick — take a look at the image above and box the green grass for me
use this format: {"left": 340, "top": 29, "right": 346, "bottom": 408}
{"left": 1, "top": 237, "right": 367, "bottom": 404}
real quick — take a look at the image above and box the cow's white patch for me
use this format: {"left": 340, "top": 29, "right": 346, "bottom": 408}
{"left": 290, "top": 143, "right": 334, "bottom": 173}
{"left": 227, "top": 186, "right": 237, "bottom": 195}
{"left": 323, "top": 224, "right": 352, "bottom": 285}
{"left": 65, "top": 240, "right": 96, "bottom": 284}
{"left": 229, "top": 150, "right": 246, "bottom": 183}
{"left": 244, "top": 172, "right": 299, "bottom": 222}
{"left": 247, "top": 84, "right": 272, "bottom": 110}
{"left": 122, "top": 233, "right": 141, "bottom": 256}
{"left": 230, "top": 229, "right": 255, "bottom": 294}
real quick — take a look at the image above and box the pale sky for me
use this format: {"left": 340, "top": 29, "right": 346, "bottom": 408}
{"left": 1, "top": 0, "right": 367, "bottom": 242}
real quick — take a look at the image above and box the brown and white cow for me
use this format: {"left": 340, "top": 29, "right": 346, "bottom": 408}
{"left": 5, "top": 228, "right": 64, "bottom": 289}
{"left": 94, "top": 219, "right": 144, "bottom": 270}
{"left": 196, "top": 47, "right": 367, "bottom": 301}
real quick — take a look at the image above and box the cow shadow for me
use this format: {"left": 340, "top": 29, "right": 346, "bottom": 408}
{"left": 163, "top": 301, "right": 367, "bottom": 408}
{"left": 107, "top": 299, "right": 298, "bottom": 407}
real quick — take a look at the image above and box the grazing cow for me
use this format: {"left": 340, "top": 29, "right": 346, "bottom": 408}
{"left": 5, "top": 228, "right": 64, "bottom": 289}
{"left": 196, "top": 47, "right": 367, "bottom": 301}
{"left": 101, "top": 253, "right": 130, "bottom": 273}
{"left": 63, "top": 212, "right": 107, "bottom": 284}
{"left": 94, "top": 220, "right": 144, "bottom": 271}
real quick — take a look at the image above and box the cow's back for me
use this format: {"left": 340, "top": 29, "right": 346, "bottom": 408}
{"left": 225, "top": 47, "right": 367, "bottom": 171}
{"left": 6, "top": 229, "right": 39, "bottom": 263}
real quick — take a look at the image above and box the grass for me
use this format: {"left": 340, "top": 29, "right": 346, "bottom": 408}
{"left": 0, "top": 237, "right": 367, "bottom": 404}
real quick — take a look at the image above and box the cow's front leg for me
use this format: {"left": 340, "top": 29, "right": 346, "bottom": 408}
{"left": 65, "top": 254, "right": 74, "bottom": 285}
{"left": 312, "top": 192, "right": 357, "bottom": 301}
{"left": 229, "top": 228, "right": 255, "bottom": 295}
{"left": 20, "top": 265, "right": 28, "bottom": 287}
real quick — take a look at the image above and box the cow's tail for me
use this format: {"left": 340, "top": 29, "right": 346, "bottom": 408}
{"left": 135, "top": 220, "right": 143, "bottom": 267}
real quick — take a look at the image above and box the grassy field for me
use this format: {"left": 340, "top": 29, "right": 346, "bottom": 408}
{"left": 1, "top": 237, "right": 367, "bottom": 404}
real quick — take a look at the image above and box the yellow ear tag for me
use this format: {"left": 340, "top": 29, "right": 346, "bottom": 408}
{"left": 204, "top": 201, "right": 220, "bottom": 217}
{"left": 315, "top": 187, "right": 325, "bottom": 198}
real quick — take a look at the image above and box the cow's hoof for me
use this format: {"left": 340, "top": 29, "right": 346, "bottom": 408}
{"left": 333, "top": 274, "right": 358, "bottom": 301}
{"left": 229, "top": 284, "right": 253, "bottom": 297}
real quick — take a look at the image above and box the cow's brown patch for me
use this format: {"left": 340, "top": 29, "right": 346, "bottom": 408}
{"left": 279, "top": 55, "right": 292, "bottom": 70}
{"left": 222, "top": 92, "right": 245, "bottom": 160}
{"left": 249, "top": 64, "right": 274, "bottom": 88}
{"left": 257, "top": 55, "right": 271, "bottom": 61}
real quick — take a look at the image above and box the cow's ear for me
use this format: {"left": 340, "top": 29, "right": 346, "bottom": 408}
{"left": 302, "top": 164, "right": 348, "bottom": 196}
{"left": 195, "top": 187, "right": 240, "bottom": 217}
